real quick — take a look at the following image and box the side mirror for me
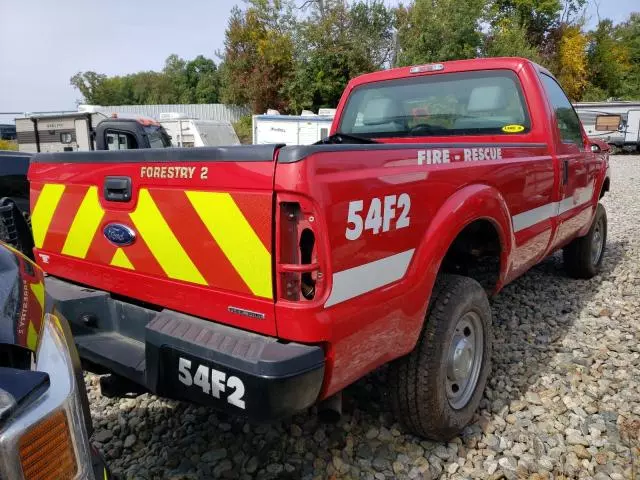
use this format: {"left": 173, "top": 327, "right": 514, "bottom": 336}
{"left": 590, "top": 140, "right": 611, "bottom": 153}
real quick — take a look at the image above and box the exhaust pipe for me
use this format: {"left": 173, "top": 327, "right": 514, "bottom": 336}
{"left": 99, "top": 374, "right": 146, "bottom": 398}
{"left": 318, "top": 391, "right": 342, "bottom": 423}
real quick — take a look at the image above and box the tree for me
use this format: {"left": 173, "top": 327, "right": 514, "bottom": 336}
{"left": 586, "top": 19, "right": 630, "bottom": 100}
{"left": 70, "top": 71, "right": 108, "bottom": 104}
{"left": 186, "top": 55, "right": 219, "bottom": 103}
{"left": 349, "top": 1, "right": 396, "bottom": 69}
{"left": 70, "top": 55, "right": 221, "bottom": 105}
{"left": 70, "top": 5, "right": 639, "bottom": 111}
{"left": 484, "top": 16, "right": 542, "bottom": 61}
{"left": 395, "top": 0, "right": 485, "bottom": 66}
{"left": 490, "top": 0, "right": 587, "bottom": 47}
{"left": 219, "top": 1, "right": 295, "bottom": 113}
{"left": 615, "top": 13, "right": 640, "bottom": 99}
{"left": 162, "top": 54, "right": 189, "bottom": 102}
{"left": 284, "top": 0, "right": 395, "bottom": 113}
{"left": 554, "top": 25, "right": 588, "bottom": 100}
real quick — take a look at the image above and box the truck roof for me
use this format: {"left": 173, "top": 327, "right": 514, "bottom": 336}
{"left": 347, "top": 57, "right": 551, "bottom": 89}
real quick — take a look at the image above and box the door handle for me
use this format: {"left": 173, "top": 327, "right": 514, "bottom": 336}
{"left": 562, "top": 160, "right": 569, "bottom": 185}
{"left": 104, "top": 176, "right": 132, "bottom": 202}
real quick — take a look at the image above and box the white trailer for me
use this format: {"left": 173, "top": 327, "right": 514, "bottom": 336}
{"left": 252, "top": 111, "right": 335, "bottom": 145}
{"left": 15, "top": 112, "right": 108, "bottom": 153}
{"left": 574, "top": 101, "right": 640, "bottom": 151}
{"left": 159, "top": 113, "right": 240, "bottom": 147}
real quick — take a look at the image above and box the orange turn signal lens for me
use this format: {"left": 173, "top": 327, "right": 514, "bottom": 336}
{"left": 19, "top": 410, "right": 77, "bottom": 480}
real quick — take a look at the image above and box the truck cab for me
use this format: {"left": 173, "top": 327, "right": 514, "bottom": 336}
{"left": 95, "top": 117, "right": 171, "bottom": 150}
{"left": 16, "top": 113, "right": 172, "bottom": 153}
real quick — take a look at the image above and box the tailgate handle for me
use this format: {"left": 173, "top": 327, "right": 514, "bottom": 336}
{"left": 104, "top": 176, "right": 132, "bottom": 202}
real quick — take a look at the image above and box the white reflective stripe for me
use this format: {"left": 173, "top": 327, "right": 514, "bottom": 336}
{"left": 512, "top": 203, "right": 556, "bottom": 232}
{"left": 326, "top": 182, "right": 595, "bottom": 307}
{"left": 512, "top": 182, "right": 594, "bottom": 233}
{"left": 557, "top": 182, "right": 594, "bottom": 215}
{"left": 325, "top": 249, "right": 415, "bottom": 307}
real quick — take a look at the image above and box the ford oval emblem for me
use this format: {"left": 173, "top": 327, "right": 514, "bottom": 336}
{"left": 103, "top": 223, "right": 136, "bottom": 246}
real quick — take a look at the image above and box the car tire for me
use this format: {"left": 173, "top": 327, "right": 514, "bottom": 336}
{"left": 563, "top": 203, "right": 607, "bottom": 279}
{"left": 388, "top": 274, "right": 492, "bottom": 441}
{"left": 0, "top": 200, "right": 34, "bottom": 259}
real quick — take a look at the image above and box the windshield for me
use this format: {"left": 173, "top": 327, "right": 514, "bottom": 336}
{"left": 145, "top": 125, "right": 172, "bottom": 148}
{"left": 338, "top": 70, "right": 531, "bottom": 138}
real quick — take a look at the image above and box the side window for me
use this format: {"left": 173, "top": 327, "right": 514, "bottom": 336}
{"left": 144, "top": 126, "right": 172, "bottom": 148}
{"left": 147, "top": 133, "right": 166, "bottom": 149}
{"left": 540, "top": 74, "right": 584, "bottom": 148}
{"left": 105, "top": 130, "right": 138, "bottom": 150}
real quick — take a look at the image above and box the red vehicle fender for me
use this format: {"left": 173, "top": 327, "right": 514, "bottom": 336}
{"left": 405, "top": 183, "right": 513, "bottom": 346}
{"left": 315, "top": 183, "right": 515, "bottom": 398}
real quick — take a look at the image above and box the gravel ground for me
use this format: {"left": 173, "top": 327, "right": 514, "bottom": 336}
{"left": 87, "top": 155, "right": 640, "bottom": 480}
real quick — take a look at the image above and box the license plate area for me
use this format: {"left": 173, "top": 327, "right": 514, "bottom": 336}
{"left": 163, "top": 348, "right": 249, "bottom": 411}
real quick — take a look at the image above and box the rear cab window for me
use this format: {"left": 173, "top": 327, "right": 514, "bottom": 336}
{"left": 106, "top": 130, "right": 138, "bottom": 150}
{"left": 338, "top": 70, "right": 531, "bottom": 138}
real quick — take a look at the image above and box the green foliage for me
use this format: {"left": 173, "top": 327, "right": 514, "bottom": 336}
{"left": 0, "top": 140, "right": 17, "bottom": 151}
{"left": 490, "top": 0, "right": 587, "bottom": 46}
{"left": 219, "top": 0, "right": 394, "bottom": 114}
{"left": 586, "top": 20, "right": 630, "bottom": 100}
{"left": 616, "top": 13, "right": 640, "bottom": 100}
{"left": 484, "top": 16, "right": 543, "bottom": 61}
{"left": 284, "top": 1, "right": 395, "bottom": 113}
{"left": 70, "top": 2, "right": 639, "bottom": 112}
{"left": 70, "top": 55, "right": 220, "bottom": 105}
{"left": 581, "top": 84, "right": 608, "bottom": 102}
{"left": 395, "top": 0, "right": 485, "bottom": 66}
{"left": 233, "top": 115, "right": 253, "bottom": 145}
{"left": 219, "top": 1, "right": 296, "bottom": 113}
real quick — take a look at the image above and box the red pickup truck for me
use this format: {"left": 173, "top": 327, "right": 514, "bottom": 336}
{"left": 28, "top": 57, "right": 610, "bottom": 440}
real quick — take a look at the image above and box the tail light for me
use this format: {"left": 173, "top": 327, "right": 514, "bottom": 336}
{"left": 277, "top": 198, "right": 324, "bottom": 302}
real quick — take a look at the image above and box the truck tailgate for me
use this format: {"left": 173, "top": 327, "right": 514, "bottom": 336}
{"left": 28, "top": 146, "right": 279, "bottom": 336}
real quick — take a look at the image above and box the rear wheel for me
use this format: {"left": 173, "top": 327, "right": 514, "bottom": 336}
{"left": 563, "top": 203, "right": 607, "bottom": 279}
{"left": 388, "top": 274, "right": 492, "bottom": 440}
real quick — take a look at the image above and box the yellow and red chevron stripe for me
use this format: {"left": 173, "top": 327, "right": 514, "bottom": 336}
{"left": 30, "top": 184, "right": 273, "bottom": 299}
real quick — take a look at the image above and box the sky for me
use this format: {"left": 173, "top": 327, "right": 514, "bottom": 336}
{"left": 0, "top": 0, "right": 637, "bottom": 117}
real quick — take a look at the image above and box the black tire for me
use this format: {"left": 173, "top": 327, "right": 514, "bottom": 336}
{"left": 0, "top": 201, "right": 34, "bottom": 260}
{"left": 563, "top": 203, "right": 607, "bottom": 279}
{"left": 0, "top": 218, "right": 9, "bottom": 244}
{"left": 388, "top": 274, "right": 492, "bottom": 440}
